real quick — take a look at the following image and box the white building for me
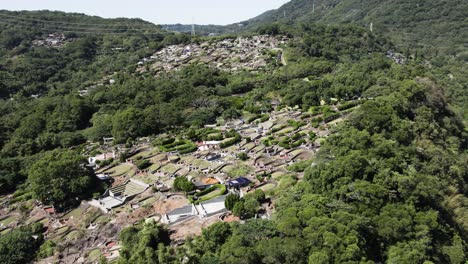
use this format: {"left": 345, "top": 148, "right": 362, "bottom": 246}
{"left": 198, "top": 141, "right": 222, "bottom": 151}
{"left": 162, "top": 205, "right": 198, "bottom": 224}
{"left": 195, "top": 195, "right": 228, "bottom": 218}
{"left": 162, "top": 195, "right": 228, "bottom": 224}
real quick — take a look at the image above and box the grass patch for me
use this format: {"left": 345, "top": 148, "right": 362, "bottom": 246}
{"left": 104, "top": 164, "right": 133, "bottom": 177}
{"left": 227, "top": 164, "right": 252, "bottom": 178}
{"left": 129, "top": 150, "right": 152, "bottom": 160}
{"left": 87, "top": 248, "right": 102, "bottom": 262}
{"left": 271, "top": 171, "right": 286, "bottom": 180}
{"left": 191, "top": 159, "right": 211, "bottom": 169}
{"left": 141, "top": 196, "right": 158, "bottom": 206}
{"left": 160, "top": 164, "right": 179, "bottom": 174}
{"left": 152, "top": 153, "right": 167, "bottom": 162}
{"left": 55, "top": 226, "right": 70, "bottom": 236}
{"left": 189, "top": 184, "right": 227, "bottom": 204}
{"left": 93, "top": 216, "right": 110, "bottom": 225}
{"left": 0, "top": 215, "right": 19, "bottom": 227}
{"left": 39, "top": 218, "right": 50, "bottom": 225}
{"left": 132, "top": 173, "right": 159, "bottom": 185}
{"left": 10, "top": 191, "right": 33, "bottom": 203}
{"left": 64, "top": 207, "right": 84, "bottom": 220}
{"left": 66, "top": 230, "right": 82, "bottom": 240}
{"left": 148, "top": 163, "right": 161, "bottom": 171}
{"left": 157, "top": 139, "right": 197, "bottom": 154}
{"left": 0, "top": 228, "right": 11, "bottom": 235}
{"left": 260, "top": 183, "right": 276, "bottom": 192}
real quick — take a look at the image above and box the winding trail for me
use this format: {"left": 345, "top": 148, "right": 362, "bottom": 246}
{"left": 280, "top": 49, "right": 288, "bottom": 66}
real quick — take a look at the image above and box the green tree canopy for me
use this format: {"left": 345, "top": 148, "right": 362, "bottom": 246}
{"left": 118, "top": 221, "right": 171, "bottom": 264}
{"left": 0, "top": 226, "right": 42, "bottom": 264}
{"left": 173, "top": 176, "right": 196, "bottom": 193}
{"left": 28, "top": 149, "right": 95, "bottom": 207}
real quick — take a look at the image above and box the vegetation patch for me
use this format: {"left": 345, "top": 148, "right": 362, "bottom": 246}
{"left": 105, "top": 163, "right": 133, "bottom": 177}
{"left": 227, "top": 164, "right": 252, "bottom": 178}
{"left": 0, "top": 215, "right": 19, "bottom": 227}
{"left": 189, "top": 184, "right": 227, "bottom": 204}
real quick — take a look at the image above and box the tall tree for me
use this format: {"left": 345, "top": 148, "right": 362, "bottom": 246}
{"left": 28, "top": 149, "right": 95, "bottom": 207}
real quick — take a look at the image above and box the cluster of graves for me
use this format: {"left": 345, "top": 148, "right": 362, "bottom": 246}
{"left": 137, "top": 35, "right": 288, "bottom": 74}
{"left": 32, "top": 33, "right": 72, "bottom": 48}
{"left": 386, "top": 50, "right": 407, "bottom": 65}
{"left": 0, "top": 100, "right": 363, "bottom": 263}
{"left": 87, "top": 104, "right": 350, "bottom": 224}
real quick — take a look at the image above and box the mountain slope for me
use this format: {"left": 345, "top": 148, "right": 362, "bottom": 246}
{"left": 245, "top": 0, "right": 468, "bottom": 56}
{"left": 0, "top": 8, "right": 466, "bottom": 264}
{"left": 0, "top": 10, "right": 181, "bottom": 98}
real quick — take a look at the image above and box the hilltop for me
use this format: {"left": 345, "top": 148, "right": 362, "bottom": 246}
{"left": 245, "top": 0, "right": 468, "bottom": 57}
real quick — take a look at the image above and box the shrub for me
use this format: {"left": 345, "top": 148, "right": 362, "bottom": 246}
{"left": 178, "top": 145, "right": 198, "bottom": 154}
{"left": 37, "top": 240, "right": 56, "bottom": 259}
{"left": 207, "top": 133, "right": 223, "bottom": 141}
{"left": 287, "top": 160, "right": 312, "bottom": 172}
{"left": 247, "top": 114, "right": 262, "bottom": 123}
{"left": 279, "top": 141, "right": 291, "bottom": 149}
{"left": 119, "top": 150, "right": 130, "bottom": 162}
{"left": 291, "top": 139, "right": 306, "bottom": 148}
{"left": 192, "top": 184, "right": 227, "bottom": 204}
{"left": 337, "top": 100, "right": 361, "bottom": 111}
{"left": 259, "top": 114, "right": 270, "bottom": 122}
{"left": 309, "top": 132, "right": 316, "bottom": 141}
{"left": 225, "top": 194, "right": 241, "bottom": 210}
{"left": 253, "top": 189, "right": 266, "bottom": 202}
{"left": 323, "top": 112, "right": 341, "bottom": 122}
{"left": 161, "top": 138, "right": 176, "bottom": 145}
{"left": 135, "top": 159, "right": 151, "bottom": 170}
{"left": 237, "top": 152, "right": 249, "bottom": 161}
{"left": 174, "top": 177, "right": 195, "bottom": 193}
{"left": 232, "top": 200, "right": 245, "bottom": 217}
{"left": 220, "top": 134, "right": 241, "bottom": 148}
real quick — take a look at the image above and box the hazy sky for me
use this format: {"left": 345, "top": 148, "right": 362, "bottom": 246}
{"left": 1, "top": 0, "right": 291, "bottom": 25}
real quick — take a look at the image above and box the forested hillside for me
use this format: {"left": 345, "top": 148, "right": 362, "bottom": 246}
{"left": 159, "top": 76, "right": 468, "bottom": 264}
{"left": 113, "top": 24, "right": 468, "bottom": 264}
{"left": 246, "top": 0, "right": 468, "bottom": 123}
{"left": 113, "top": 25, "right": 468, "bottom": 263}
{"left": 246, "top": 0, "right": 468, "bottom": 57}
{"left": 0, "top": 10, "right": 193, "bottom": 193}
{"left": 0, "top": 7, "right": 466, "bottom": 264}
{"left": 0, "top": 10, "right": 186, "bottom": 97}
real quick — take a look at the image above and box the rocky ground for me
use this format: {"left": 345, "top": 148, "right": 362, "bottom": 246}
{"left": 137, "top": 35, "right": 288, "bottom": 74}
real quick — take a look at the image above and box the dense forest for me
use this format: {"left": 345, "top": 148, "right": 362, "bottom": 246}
{"left": 161, "top": 0, "right": 468, "bottom": 120}
{"left": 246, "top": 0, "right": 468, "bottom": 56}
{"left": 117, "top": 76, "right": 468, "bottom": 263}
{"left": 0, "top": 10, "right": 392, "bottom": 194}
{"left": 247, "top": 0, "right": 468, "bottom": 121}
{"left": 0, "top": 4, "right": 467, "bottom": 264}
{"left": 113, "top": 22, "right": 468, "bottom": 263}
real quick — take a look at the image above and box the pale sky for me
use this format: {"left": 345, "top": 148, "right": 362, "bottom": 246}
{"left": 0, "top": 0, "right": 291, "bottom": 25}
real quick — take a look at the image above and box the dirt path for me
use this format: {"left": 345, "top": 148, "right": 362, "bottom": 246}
{"left": 280, "top": 49, "right": 288, "bottom": 66}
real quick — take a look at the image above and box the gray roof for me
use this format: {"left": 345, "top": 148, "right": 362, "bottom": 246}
{"left": 101, "top": 196, "right": 124, "bottom": 209}
{"left": 200, "top": 195, "right": 226, "bottom": 205}
{"left": 167, "top": 205, "right": 193, "bottom": 216}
